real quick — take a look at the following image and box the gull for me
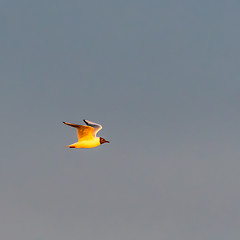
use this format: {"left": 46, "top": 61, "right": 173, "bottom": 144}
{"left": 63, "top": 119, "right": 110, "bottom": 148}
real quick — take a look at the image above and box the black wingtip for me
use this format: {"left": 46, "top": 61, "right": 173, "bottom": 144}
{"left": 83, "top": 119, "right": 88, "bottom": 125}
{"left": 63, "top": 121, "right": 66, "bottom": 124}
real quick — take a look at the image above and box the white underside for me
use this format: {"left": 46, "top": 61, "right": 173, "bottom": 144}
{"left": 68, "top": 137, "right": 100, "bottom": 148}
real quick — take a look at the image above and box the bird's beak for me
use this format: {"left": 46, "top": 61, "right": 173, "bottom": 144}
{"left": 106, "top": 140, "right": 110, "bottom": 143}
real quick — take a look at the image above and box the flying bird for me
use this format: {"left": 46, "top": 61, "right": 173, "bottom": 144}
{"left": 63, "top": 120, "right": 110, "bottom": 148}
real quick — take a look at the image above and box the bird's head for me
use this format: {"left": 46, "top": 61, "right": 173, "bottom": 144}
{"left": 100, "top": 137, "right": 110, "bottom": 144}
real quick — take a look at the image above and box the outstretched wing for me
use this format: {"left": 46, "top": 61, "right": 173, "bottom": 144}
{"left": 63, "top": 122, "right": 94, "bottom": 140}
{"left": 83, "top": 120, "right": 102, "bottom": 137}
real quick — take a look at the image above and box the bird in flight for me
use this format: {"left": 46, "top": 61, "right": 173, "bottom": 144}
{"left": 63, "top": 119, "right": 110, "bottom": 148}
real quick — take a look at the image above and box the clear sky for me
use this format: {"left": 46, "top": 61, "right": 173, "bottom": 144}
{"left": 1, "top": 0, "right": 240, "bottom": 239}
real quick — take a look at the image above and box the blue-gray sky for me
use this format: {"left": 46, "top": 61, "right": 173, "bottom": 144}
{"left": 1, "top": 0, "right": 240, "bottom": 239}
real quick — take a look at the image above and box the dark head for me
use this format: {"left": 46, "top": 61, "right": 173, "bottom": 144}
{"left": 100, "top": 137, "right": 110, "bottom": 144}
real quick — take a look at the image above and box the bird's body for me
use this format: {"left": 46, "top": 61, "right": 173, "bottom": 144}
{"left": 68, "top": 138, "right": 101, "bottom": 148}
{"left": 63, "top": 120, "right": 109, "bottom": 149}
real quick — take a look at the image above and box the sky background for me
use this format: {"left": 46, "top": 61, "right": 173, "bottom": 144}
{"left": 1, "top": 0, "right": 240, "bottom": 239}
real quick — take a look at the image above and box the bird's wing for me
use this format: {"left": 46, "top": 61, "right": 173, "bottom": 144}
{"left": 63, "top": 122, "right": 94, "bottom": 141}
{"left": 83, "top": 120, "right": 102, "bottom": 137}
